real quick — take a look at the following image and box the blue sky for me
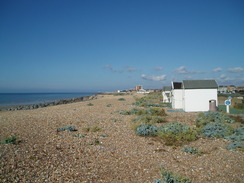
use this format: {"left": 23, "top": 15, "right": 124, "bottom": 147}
{"left": 0, "top": 0, "right": 244, "bottom": 92}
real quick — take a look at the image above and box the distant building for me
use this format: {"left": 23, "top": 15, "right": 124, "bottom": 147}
{"left": 137, "top": 89, "right": 150, "bottom": 94}
{"left": 218, "top": 86, "right": 228, "bottom": 94}
{"left": 235, "top": 86, "right": 244, "bottom": 92}
{"left": 135, "top": 85, "right": 142, "bottom": 91}
{"left": 227, "top": 85, "right": 236, "bottom": 93}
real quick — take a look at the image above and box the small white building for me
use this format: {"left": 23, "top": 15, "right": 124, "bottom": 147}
{"left": 171, "top": 82, "right": 183, "bottom": 109}
{"left": 182, "top": 80, "right": 218, "bottom": 112}
{"left": 218, "top": 86, "right": 228, "bottom": 94}
{"left": 162, "top": 86, "right": 172, "bottom": 103}
{"left": 171, "top": 80, "right": 218, "bottom": 112}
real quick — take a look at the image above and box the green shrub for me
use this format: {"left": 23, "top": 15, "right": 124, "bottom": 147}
{"left": 133, "top": 93, "right": 164, "bottom": 107}
{"left": 83, "top": 126, "right": 101, "bottom": 132}
{"left": 202, "top": 123, "right": 234, "bottom": 138}
{"left": 154, "top": 167, "right": 191, "bottom": 183}
{"left": 118, "top": 108, "right": 147, "bottom": 115}
{"left": 57, "top": 126, "right": 77, "bottom": 132}
{"left": 196, "top": 112, "right": 234, "bottom": 128}
{"left": 119, "top": 108, "right": 166, "bottom": 116}
{"left": 111, "top": 118, "right": 118, "bottom": 122}
{"left": 158, "top": 122, "right": 198, "bottom": 146}
{"left": 182, "top": 146, "right": 200, "bottom": 154}
{"left": 133, "top": 115, "right": 166, "bottom": 124}
{"left": 118, "top": 98, "right": 126, "bottom": 101}
{"left": 148, "top": 107, "right": 167, "bottom": 116}
{"left": 225, "top": 126, "right": 244, "bottom": 151}
{"left": 87, "top": 103, "right": 94, "bottom": 106}
{"left": 1, "top": 136, "right": 18, "bottom": 145}
{"left": 135, "top": 124, "right": 158, "bottom": 136}
{"left": 227, "top": 142, "right": 244, "bottom": 151}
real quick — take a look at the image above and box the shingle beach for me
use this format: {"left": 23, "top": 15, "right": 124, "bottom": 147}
{"left": 0, "top": 93, "right": 243, "bottom": 183}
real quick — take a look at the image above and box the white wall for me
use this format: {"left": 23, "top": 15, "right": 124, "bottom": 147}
{"left": 162, "top": 91, "right": 171, "bottom": 103}
{"left": 172, "top": 89, "right": 183, "bottom": 109}
{"left": 183, "top": 89, "right": 218, "bottom": 112}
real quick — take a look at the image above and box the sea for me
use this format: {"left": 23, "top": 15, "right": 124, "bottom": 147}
{"left": 0, "top": 92, "right": 98, "bottom": 106}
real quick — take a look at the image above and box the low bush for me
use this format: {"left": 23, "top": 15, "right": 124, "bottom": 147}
{"left": 87, "top": 103, "right": 94, "bottom": 106}
{"left": 158, "top": 122, "right": 198, "bottom": 146}
{"left": 57, "top": 126, "right": 77, "bottom": 132}
{"left": 111, "top": 118, "right": 118, "bottom": 122}
{"left": 202, "top": 123, "right": 234, "bottom": 138}
{"left": 133, "top": 115, "right": 166, "bottom": 124}
{"left": 148, "top": 107, "right": 167, "bottom": 116}
{"left": 154, "top": 167, "right": 191, "bottom": 183}
{"left": 196, "top": 112, "right": 244, "bottom": 151}
{"left": 83, "top": 126, "right": 101, "bottom": 132}
{"left": 196, "top": 111, "right": 234, "bottom": 128}
{"left": 119, "top": 107, "right": 167, "bottom": 116}
{"left": 182, "top": 146, "right": 200, "bottom": 154}
{"left": 135, "top": 124, "right": 158, "bottom": 136}
{"left": 118, "top": 98, "right": 126, "bottom": 101}
{"left": 225, "top": 126, "right": 244, "bottom": 151}
{"left": 118, "top": 108, "right": 147, "bottom": 115}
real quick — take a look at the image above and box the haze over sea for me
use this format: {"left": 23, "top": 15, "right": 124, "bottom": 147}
{"left": 0, "top": 92, "right": 98, "bottom": 106}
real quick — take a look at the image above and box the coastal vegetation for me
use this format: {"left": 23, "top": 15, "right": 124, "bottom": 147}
{"left": 154, "top": 166, "right": 192, "bottom": 183}
{"left": 117, "top": 93, "right": 244, "bottom": 152}
{"left": 1, "top": 135, "right": 19, "bottom": 145}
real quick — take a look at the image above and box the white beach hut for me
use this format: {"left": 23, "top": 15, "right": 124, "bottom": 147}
{"left": 162, "top": 86, "right": 172, "bottom": 103}
{"left": 182, "top": 80, "right": 218, "bottom": 112}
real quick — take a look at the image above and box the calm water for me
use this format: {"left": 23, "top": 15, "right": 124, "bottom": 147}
{"left": 0, "top": 93, "right": 98, "bottom": 106}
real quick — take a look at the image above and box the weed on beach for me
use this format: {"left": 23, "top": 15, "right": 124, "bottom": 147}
{"left": 182, "top": 146, "right": 200, "bottom": 155}
{"left": 154, "top": 166, "right": 192, "bottom": 183}
{"left": 133, "top": 115, "right": 167, "bottom": 124}
{"left": 119, "top": 107, "right": 167, "bottom": 116}
{"left": 1, "top": 135, "right": 19, "bottom": 145}
{"left": 57, "top": 126, "right": 77, "bottom": 132}
{"left": 83, "top": 126, "right": 101, "bottom": 132}
{"left": 118, "top": 98, "right": 126, "bottom": 101}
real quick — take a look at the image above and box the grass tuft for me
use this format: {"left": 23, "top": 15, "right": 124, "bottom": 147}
{"left": 1, "top": 135, "right": 18, "bottom": 145}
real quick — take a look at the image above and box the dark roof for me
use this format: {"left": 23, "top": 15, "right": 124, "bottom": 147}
{"left": 172, "top": 82, "right": 182, "bottom": 89}
{"left": 183, "top": 80, "right": 218, "bottom": 89}
{"left": 163, "top": 86, "right": 172, "bottom": 91}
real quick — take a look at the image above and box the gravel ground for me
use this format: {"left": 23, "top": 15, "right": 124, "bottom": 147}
{"left": 0, "top": 93, "right": 243, "bottom": 183}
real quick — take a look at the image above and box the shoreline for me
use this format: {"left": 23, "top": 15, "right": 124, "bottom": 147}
{"left": 0, "top": 94, "right": 101, "bottom": 111}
